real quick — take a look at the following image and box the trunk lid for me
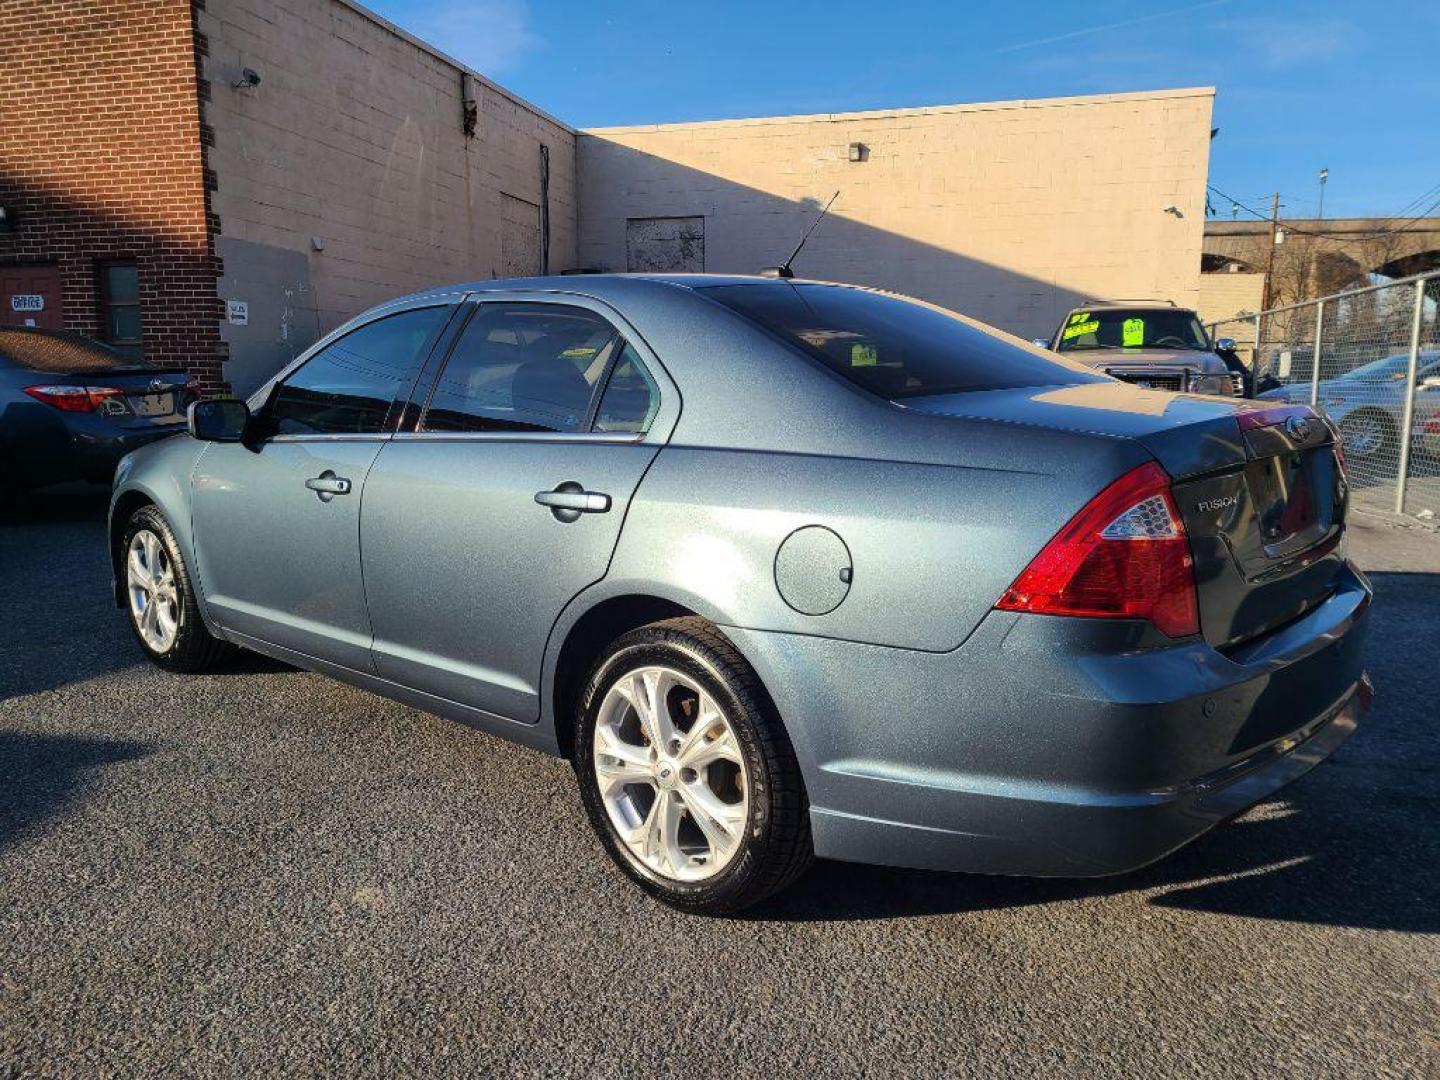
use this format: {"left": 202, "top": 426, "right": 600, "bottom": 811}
{"left": 904, "top": 385, "right": 1348, "bottom": 647}
{"left": 82, "top": 367, "right": 194, "bottom": 425}
{"left": 40, "top": 367, "right": 193, "bottom": 427}
{"left": 1171, "top": 405, "right": 1347, "bottom": 648}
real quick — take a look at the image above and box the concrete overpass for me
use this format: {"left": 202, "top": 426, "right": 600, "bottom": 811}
{"left": 1203, "top": 218, "right": 1440, "bottom": 306}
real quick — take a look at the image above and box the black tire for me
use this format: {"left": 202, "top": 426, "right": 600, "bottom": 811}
{"left": 119, "top": 504, "right": 232, "bottom": 673}
{"left": 572, "top": 616, "right": 813, "bottom": 915}
{"left": 1339, "top": 409, "right": 1396, "bottom": 465}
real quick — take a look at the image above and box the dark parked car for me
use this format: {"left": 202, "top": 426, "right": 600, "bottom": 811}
{"left": 1042, "top": 301, "right": 1237, "bottom": 396}
{"left": 0, "top": 328, "right": 195, "bottom": 516}
{"left": 110, "top": 276, "right": 1370, "bottom": 914}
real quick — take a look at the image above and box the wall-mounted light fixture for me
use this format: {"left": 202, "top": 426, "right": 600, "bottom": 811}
{"left": 848, "top": 142, "right": 868, "bottom": 163}
{"left": 1162, "top": 204, "right": 1184, "bottom": 218}
{"left": 231, "top": 67, "right": 261, "bottom": 90}
{"left": 0, "top": 205, "right": 15, "bottom": 234}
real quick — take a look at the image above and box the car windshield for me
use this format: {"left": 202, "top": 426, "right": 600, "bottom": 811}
{"left": 1056, "top": 308, "right": 1209, "bottom": 352}
{"left": 700, "top": 282, "right": 1094, "bottom": 399}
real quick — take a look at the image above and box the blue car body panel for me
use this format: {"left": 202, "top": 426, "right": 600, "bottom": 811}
{"left": 109, "top": 275, "right": 1372, "bottom": 876}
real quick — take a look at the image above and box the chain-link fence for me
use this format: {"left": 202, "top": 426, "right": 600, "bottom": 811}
{"left": 1209, "top": 269, "right": 1440, "bottom": 524}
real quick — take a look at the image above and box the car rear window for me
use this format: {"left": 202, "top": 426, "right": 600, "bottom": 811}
{"left": 700, "top": 282, "right": 1092, "bottom": 399}
{"left": 0, "top": 328, "right": 147, "bottom": 373}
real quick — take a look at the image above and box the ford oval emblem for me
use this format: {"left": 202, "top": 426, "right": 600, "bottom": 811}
{"left": 1285, "top": 415, "right": 1314, "bottom": 441}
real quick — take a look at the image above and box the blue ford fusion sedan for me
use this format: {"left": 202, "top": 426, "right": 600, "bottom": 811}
{"left": 110, "top": 275, "right": 1371, "bottom": 913}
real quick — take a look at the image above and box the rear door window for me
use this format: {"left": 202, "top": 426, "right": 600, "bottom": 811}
{"left": 593, "top": 342, "right": 660, "bottom": 433}
{"left": 701, "top": 282, "right": 1090, "bottom": 399}
{"left": 419, "top": 303, "right": 619, "bottom": 433}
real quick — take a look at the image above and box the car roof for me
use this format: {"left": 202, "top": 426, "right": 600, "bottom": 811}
{"left": 1067, "top": 300, "right": 1189, "bottom": 312}
{"left": 381, "top": 273, "right": 870, "bottom": 309}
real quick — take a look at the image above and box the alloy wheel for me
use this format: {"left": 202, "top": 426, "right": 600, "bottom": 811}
{"left": 127, "top": 529, "right": 179, "bottom": 653}
{"left": 1342, "top": 413, "right": 1386, "bottom": 459}
{"left": 592, "top": 665, "right": 749, "bottom": 882}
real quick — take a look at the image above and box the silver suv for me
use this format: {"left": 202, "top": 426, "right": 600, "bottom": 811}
{"left": 1042, "top": 300, "right": 1236, "bottom": 396}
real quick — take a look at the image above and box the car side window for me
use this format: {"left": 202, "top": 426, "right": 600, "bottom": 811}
{"left": 269, "top": 306, "right": 450, "bottom": 436}
{"left": 593, "top": 342, "right": 661, "bottom": 433}
{"left": 420, "top": 303, "right": 618, "bottom": 434}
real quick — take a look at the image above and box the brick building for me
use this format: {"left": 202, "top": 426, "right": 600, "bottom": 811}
{"left": 1, "top": 0, "right": 575, "bottom": 394}
{"left": 2, "top": 0, "right": 1213, "bottom": 394}
{"left": 0, "top": 1, "right": 221, "bottom": 387}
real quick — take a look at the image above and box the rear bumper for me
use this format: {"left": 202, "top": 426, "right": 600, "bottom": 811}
{"left": 9, "top": 413, "right": 184, "bottom": 489}
{"left": 807, "top": 680, "right": 1365, "bottom": 876}
{"left": 69, "top": 423, "right": 185, "bottom": 485}
{"left": 723, "top": 560, "right": 1372, "bottom": 877}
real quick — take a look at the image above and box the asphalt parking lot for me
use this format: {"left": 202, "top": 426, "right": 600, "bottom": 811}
{"left": 1, "top": 496, "right": 1437, "bottom": 1078}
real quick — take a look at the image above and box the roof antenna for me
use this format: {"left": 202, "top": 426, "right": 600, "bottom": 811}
{"left": 761, "top": 190, "right": 839, "bottom": 279}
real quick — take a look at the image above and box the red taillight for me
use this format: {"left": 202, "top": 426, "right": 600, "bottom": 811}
{"left": 996, "top": 461, "right": 1200, "bottom": 638}
{"left": 23, "top": 384, "right": 128, "bottom": 413}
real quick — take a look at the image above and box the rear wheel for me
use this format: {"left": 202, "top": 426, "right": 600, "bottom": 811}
{"left": 573, "top": 617, "right": 813, "bottom": 914}
{"left": 1339, "top": 409, "right": 1395, "bottom": 465}
{"left": 120, "top": 505, "right": 231, "bottom": 672}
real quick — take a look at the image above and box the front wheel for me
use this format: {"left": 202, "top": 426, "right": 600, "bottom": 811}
{"left": 120, "top": 505, "right": 232, "bottom": 672}
{"left": 573, "top": 617, "right": 813, "bottom": 914}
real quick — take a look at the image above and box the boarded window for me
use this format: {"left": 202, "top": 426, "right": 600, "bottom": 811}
{"left": 500, "top": 194, "right": 541, "bottom": 278}
{"left": 626, "top": 216, "right": 704, "bottom": 273}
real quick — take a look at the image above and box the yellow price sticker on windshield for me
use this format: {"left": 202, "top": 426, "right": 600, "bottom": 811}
{"left": 1067, "top": 311, "right": 1092, "bottom": 327}
{"left": 851, "top": 343, "right": 878, "bottom": 367}
{"left": 1122, "top": 317, "right": 1145, "bottom": 347}
{"left": 1062, "top": 318, "right": 1099, "bottom": 341}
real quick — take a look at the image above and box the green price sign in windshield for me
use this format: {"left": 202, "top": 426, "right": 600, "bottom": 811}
{"left": 1122, "top": 317, "right": 1145, "bottom": 347}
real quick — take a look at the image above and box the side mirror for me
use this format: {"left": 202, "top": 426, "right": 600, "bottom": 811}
{"left": 1031, "top": 338, "right": 1051, "bottom": 349}
{"left": 1216, "top": 337, "right": 1237, "bottom": 352}
{"left": 187, "top": 398, "right": 250, "bottom": 442}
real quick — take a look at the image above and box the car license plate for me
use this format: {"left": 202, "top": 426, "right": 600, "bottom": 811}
{"left": 131, "top": 391, "right": 175, "bottom": 417}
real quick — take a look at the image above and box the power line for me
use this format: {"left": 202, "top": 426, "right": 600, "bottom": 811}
{"left": 1206, "top": 182, "right": 1440, "bottom": 241}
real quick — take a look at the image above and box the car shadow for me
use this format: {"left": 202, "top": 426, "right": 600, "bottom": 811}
{"left": 0, "top": 731, "right": 153, "bottom": 855}
{"left": 750, "top": 769, "right": 1437, "bottom": 932}
{"left": 750, "top": 569, "right": 1439, "bottom": 931}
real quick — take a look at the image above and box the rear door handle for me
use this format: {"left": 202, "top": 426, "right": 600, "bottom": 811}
{"left": 305, "top": 471, "right": 352, "bottom": 502}
{"left": 535, "top": 481, "right": 611, "bottom": 522}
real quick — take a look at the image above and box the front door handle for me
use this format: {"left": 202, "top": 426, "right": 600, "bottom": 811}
{"left": 535, "top": 481, "right": 611, "bottom": 522}
{"left": 305, "top": 471, "right": 352, "bottom": 502}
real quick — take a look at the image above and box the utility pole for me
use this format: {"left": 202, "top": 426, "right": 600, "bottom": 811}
{"left": 1318, "top": 167, "right": 1329, "bottom": 219}
{"left": 1261, "top": 191, "right": 1281, "bottom": 311}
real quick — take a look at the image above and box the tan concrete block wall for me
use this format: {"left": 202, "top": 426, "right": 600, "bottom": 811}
{"left": 201, "top": 0, "right": 576, "bottom": 349}
{"left": 1197, "top": 271, "right": 1266, "bottom": 325}
{"left": 579, "top": 89, "right": 1213, "bottom": 339}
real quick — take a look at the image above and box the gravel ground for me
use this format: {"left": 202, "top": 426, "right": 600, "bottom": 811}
{"left": 1, "top": 496, "right": 1437, "bottom": 1078}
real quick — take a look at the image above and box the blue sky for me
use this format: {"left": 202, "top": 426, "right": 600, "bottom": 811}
{"left": 369, "top": 0, "right": 1440, "bottom": 221}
